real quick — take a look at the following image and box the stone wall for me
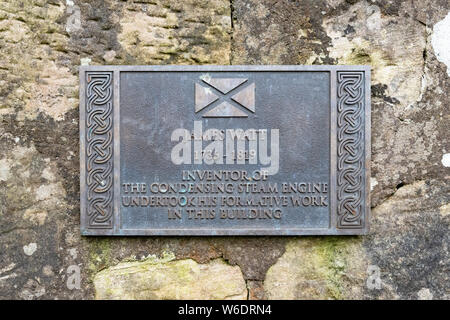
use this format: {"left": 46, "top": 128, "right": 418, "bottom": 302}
{"left": 0, "top": 0, "right": 448, "bottom": 300}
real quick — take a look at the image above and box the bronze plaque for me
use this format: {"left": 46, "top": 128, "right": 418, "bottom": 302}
{"left": 80, "top": 66, "right": 370, "bottom": 235}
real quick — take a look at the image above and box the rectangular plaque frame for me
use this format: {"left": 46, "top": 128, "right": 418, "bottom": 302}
{"left": 80, "top": 65, "right": 370, "bottom": 236}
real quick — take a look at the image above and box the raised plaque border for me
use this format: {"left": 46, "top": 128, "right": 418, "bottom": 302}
{"left": 80, "top": 65, "right": 370, "bottom": 236}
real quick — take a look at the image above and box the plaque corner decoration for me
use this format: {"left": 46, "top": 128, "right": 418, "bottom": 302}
{"left": 81, "top": 70, "right": 114, "bottom": 234}
{"left": 335, "top": 69, "right": 370, "bottom": 234}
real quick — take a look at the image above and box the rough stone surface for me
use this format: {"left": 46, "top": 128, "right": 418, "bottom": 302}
{"left": 117, "top": 0, "right": 231, "bottom": 64}
{"left": 366, "top": 179, "right": 449, "bottom": 299}
{"left": 0, "top": 0, "right": 449, "bottom": 300}
{"left": 432, "top": 12, "right": 450, "bottom": 76}
{"left": 264, "top": 238, "right": 368, "bottom": 300}
{"left": 94, "top": 253, "right": 247, "bottom": 300}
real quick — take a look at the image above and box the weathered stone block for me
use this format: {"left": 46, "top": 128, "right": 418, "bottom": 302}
{"left": 94, "top": 254, "right": 247, "bottom": 300}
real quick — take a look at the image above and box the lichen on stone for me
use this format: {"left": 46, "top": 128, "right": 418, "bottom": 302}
{"left": 322, "top": 1, "right": 426, "bottom": 109}
{"left": 264, "top": 237, "right": 367, "bottom": 300}
{"left": 93, "top": 256, "right": 247, "bottom": 300}
{"left": 117, "top": 0, "right": 231, "bottom": 65}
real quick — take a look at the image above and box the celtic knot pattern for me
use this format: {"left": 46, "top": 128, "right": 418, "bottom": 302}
{"left": 85, "top": 72, "right": 114, "bottom": 228}
{"left": 337, "top": 71, "right": 365, "bottom": 229}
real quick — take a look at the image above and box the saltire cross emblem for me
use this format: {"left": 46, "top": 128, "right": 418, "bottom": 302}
{"left": 195, "top": 77, "right": 255, "bottom": 117}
